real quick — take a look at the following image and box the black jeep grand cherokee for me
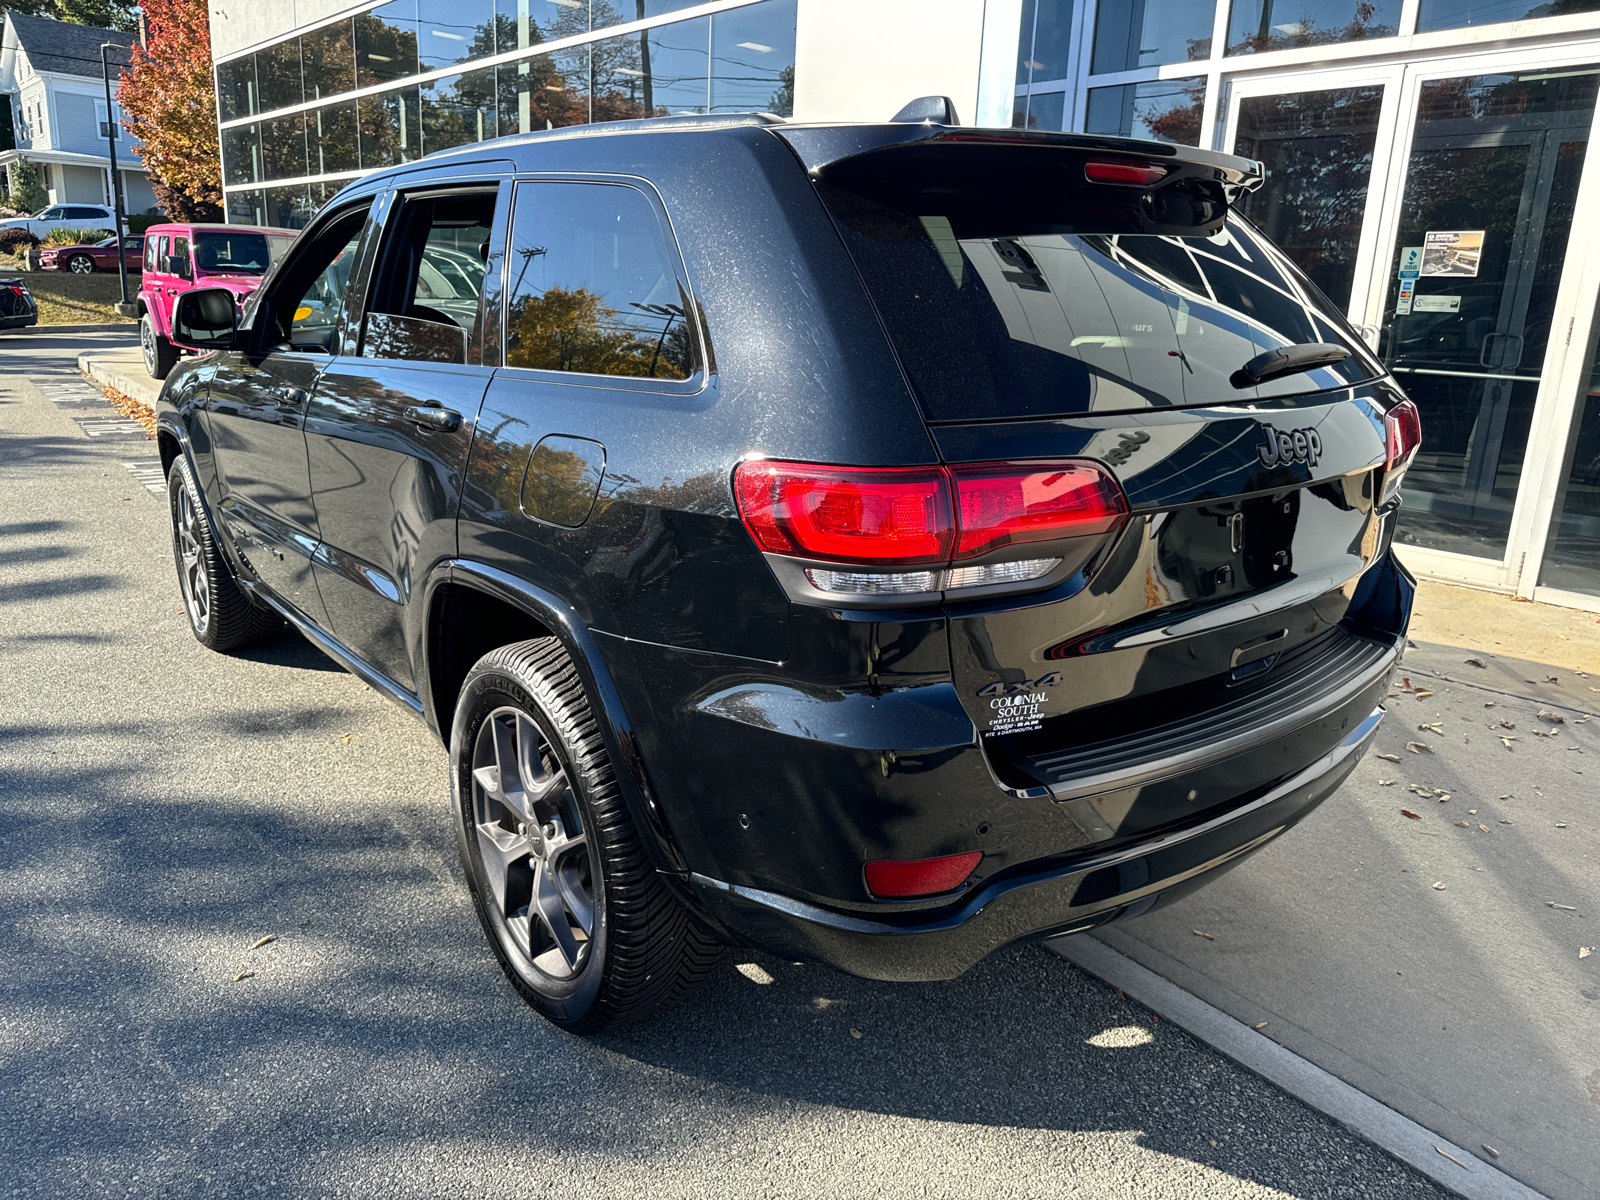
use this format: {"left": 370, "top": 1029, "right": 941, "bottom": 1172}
{"left": 157, "top": 108, "right": 1420, "bottom": 1032}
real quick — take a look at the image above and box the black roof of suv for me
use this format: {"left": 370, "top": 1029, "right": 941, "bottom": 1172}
{"left": 155, "top": 110, "right": 1419, "bottom": 1032}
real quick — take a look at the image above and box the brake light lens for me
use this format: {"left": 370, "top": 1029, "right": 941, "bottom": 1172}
{"left": 954, "top": 464, "right": 1128, "bottom": 557}
{"left": 733, "top": 459, "right": 1127, "bottom": 572}
{"left": 1384, "top": 399, "right": 1421, "bottom": 472}
{"left": 1085, "top": 160, "right": 1169, "bottom": 186}
{"left": 864, "top": 852, "right": 982, "bottom": 898}
{"left": 732, "top": 461, "right": 953, "bottom": 565}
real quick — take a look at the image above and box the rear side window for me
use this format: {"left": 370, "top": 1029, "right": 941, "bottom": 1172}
{"left": 817, "top": 149, "right": 1379, "bottom": 420}
{"left": 504, "top": 181, "right": 699, "bottom": 382}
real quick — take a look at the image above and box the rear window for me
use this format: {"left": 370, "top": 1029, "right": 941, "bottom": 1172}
{"left": 816, "top": 151, "right": 1379, "bottom": 420}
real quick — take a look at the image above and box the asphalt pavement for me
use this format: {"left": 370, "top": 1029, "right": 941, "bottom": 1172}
{"left": 0, "top": 330, "right": 1477, "bottom": 1199}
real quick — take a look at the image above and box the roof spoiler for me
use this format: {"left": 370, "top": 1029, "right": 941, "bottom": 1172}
{"left": 776, "top": 124, "right": 1264, "bottom": 196}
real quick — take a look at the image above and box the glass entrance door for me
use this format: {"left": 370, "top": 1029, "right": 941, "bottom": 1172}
{"left": 1374, "top": 66, "right": 1599, "bottom": 566}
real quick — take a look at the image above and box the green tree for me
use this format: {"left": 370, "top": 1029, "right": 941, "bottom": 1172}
{"left": 4, "top": 159, "right": 49, "bottom": 214}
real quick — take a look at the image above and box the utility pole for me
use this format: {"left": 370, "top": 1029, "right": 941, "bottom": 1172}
{"left": 101, "top": 41, "right": 134, "bottom": 317}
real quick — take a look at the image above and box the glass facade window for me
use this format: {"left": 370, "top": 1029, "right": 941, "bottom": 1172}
{"left": 710, "top": 0, "right": 796, "bottom": 114}
{"left": 217, "top": 0, "right": 795, "bottom": 227}
{"left": 1226, "top": 0, "right": 1399, "bottom": 55}
{"left": 1084, "top": 78, "right": 1206, "bottom": 145}
{"left": 1013, "top": 90, "right": 1065, "bottom": 131}
{"left": 1418, "top": 0, "right": 1600, "bottom": 33}
{"left": 1091, "top": 0, "right": 1213, "bottom": 75}
{"left": 1231, "top": 86, "right": 1384, "bottom": 309}
{"left": 1540, "top": 298, "right": 1600, "bottom": 597}
{"left": 302, "top": 20, "right": 357, "bottom": 100}
{"left": 356, "top": 2, "right": 423, "bottom": 86}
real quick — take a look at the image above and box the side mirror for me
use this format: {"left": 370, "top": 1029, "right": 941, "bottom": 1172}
{"left": 172, "top": 254, "right": 192, "bottom": 280}
{"left": 173, "top": 287, "right": 237, "bottom": 351}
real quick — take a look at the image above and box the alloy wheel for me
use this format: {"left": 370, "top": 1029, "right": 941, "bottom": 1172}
{"left": 469, "top": 706, "right": 597, "bottom": 980}
{"left": 173, "top": 477, "right": 210, "bottom": 634}
{"left": 68, "top": 255, "right": 93, "bottom": 274}
{"left": 140, "top": 319, "right": 156, "bottom": 377}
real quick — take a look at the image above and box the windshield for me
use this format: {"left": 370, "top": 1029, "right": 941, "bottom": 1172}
{"left": 817, "top": 154, "right": 1382, "bottom": 420}
{"left": 194, "top": 232, "right": 278, "bottom": 276}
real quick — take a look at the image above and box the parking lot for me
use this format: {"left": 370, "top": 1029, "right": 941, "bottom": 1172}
{"left": 2, "top": 331, "right": 1594, "bottom": 1198}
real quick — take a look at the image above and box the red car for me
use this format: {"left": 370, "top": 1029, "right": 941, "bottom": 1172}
{"left": 39, "top": 235, "right": 144, "bottom": 274}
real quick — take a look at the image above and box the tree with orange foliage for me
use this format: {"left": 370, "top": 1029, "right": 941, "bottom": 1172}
{"left": 116, "top": 0, "right": 223, "bottom": 220}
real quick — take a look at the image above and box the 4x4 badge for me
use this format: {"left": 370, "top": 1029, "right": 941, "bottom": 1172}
{"left": 977, "top": 672, "right": 1062, "bottom": 698}
{"left": 1257, "top": 425, "right": 1322, "bottom": 469}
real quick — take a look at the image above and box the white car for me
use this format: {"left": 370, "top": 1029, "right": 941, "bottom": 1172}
{"left": 0, "top": 203, "right": 127, "bottom": 238}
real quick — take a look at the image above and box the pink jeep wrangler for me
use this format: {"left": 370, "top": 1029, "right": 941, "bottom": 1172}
{"left": 139, "top": 223, "right": 297, "bottom": 379}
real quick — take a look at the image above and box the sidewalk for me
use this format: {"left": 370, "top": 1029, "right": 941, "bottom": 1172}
{"left": 1065, "top": 633, "right": 1598, "bottom": 1198}
{"left": 77, "top": 340, "right": 160, "bottom": 409}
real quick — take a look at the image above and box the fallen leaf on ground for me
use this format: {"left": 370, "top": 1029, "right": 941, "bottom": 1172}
{"left": 1545, "top": 675, "right": 1559, "bottom": 683}
{"left": 1417, "top": 721, "right": 1443, "bottom": 734}
{"left": 1501, "top": 737, "right": 1517, "bottom": 750}
{"left": 1581, "top": 947, "right": 1594, "bottom": 959}
{"left": 1468, "top": 809, "right": 1477, "bottom": 814}
{"left": 1499, "top": 819, "right": 1514, "bottom": 825}
{"left": 1407, "top": 741, "right": 1433, "bottom": 754}
{"left": 248, "top": 935, "right": 276, "bottom": 951}
{"left": 231, "top": 972, "right": 254, "bottom": 982}
{"left": 1483, "top": 1144, "right": 1500, "bottom": 1158}
{"left": 1484, "top": 701, "right": 1496, "bottom": 708}
{"left": 1408, "top": 784, "right": 1434, "bottom": 796}
{"left": 1436, "top": 1148, "right": 1468, "bottom": 1169}
{"left": 1375, "top": 753, "right": 1402, "bottom": 762}
{"left": 1193, "top": 929, "right": 1216, "bottom": 941}
{"left": 1499, "top": 720, "right": 1516, "bottom": 730}
{"left": 849, "top": 1028, "right": 863, "bottom": 1039}
{"left": 1437, "top": 793, "right": 1452, "bottom": 803}
{"left": 1464, "top": 657, "right": 1486, "bottom": 668}
{"left": 1114, "top": 986, "right": 1125, "bottom": 1001}
{"left": 1478, "top": 824, "right": 1489, "bottom": 832}
{"left": 1253, "top": 1021, "right": 1269, "bottom": 1030}
{"left": 1432, "top": 881, "right": 1447, "bottom": 890}
{"left": 1455, "top": 821, "right": 1470, "bottom": 828}
{"left": 1538, "top": 710, "right": 1565, "bottom": 723}
{"left": 1401, "top": 809, "right": 1422, "bottom": 820}
{"left": 1414, "top": 690, "right": 1434, "bottom": 699}
{"left": 1547, "top": 902, "right": 1577, "bottom": 911}
{"left": 1378, "top": 779, "right": 1395, "bottom": 786}
{"left": 1556, "top": 822, "right": 1569, "bottom": 828}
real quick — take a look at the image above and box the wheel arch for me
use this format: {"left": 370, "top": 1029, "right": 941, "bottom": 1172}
{"left": 424, "top": 560, "right": 692, "bottom": 879}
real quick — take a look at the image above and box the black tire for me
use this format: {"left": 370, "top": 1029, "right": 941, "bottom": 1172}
{"left": 67, "top": 253, "right": 95, "bottom": 274}
{"left": 167, "top": 455, "right": 282, "bottom": 652}
{"left": 452, "top": 638, "right": 723, "bottom": 1033}
{"left": 142, "top": 313, "right": 178, "bottom": 380}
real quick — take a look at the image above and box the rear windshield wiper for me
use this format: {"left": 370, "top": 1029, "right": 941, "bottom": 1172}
{"left": 1231, "top": 342, "right": 1350, "bottom": 388}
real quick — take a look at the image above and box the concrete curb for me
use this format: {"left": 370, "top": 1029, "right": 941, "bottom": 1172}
{"left": 1, "top": 321, "right": 138, "bottom": 335}
{"left": 78, "top": 351, "right": 161, "bottom": 410}
{"left": 1047, "top": 935, "right": 1547, "bottom": 1200}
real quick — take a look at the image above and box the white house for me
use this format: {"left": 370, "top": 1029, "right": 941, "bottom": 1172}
{"left": 0, "top": 9, "right": 158, "bottom": 214}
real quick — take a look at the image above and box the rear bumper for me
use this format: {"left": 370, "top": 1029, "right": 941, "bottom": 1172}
{"left": 689, "top": 706, "right": 1383, "bottom": 981}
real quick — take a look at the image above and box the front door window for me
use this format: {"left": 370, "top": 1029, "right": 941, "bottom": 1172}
{"left": 1380, "top": 67, "right": 1599, "bottom": 560}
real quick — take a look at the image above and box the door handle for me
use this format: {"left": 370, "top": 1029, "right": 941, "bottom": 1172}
{"left": 271, "top": 385, "right": 308, "bottom": 405}
{"left": 404, "top": 404, "right": 462, "bottom": 432}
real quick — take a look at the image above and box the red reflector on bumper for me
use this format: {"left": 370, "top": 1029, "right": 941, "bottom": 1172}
{"left": 864, "top": 851, "right": 983, "bottom": 898}
{"left": 1085, "top": 160, "right": 1169, "bottom": 186}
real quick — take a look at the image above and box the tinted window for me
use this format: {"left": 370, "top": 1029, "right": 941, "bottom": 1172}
{"left": 195, "top": 232, "right": 276, "bottom": 275}
{"left": 504, "top": 181, "right": 698, "bottom": 381}
{"left": 816, "top": 153, "right": 1378, "bottom": 420}
{"left": 171, "top": 235, "right": 191, "bottom": 277}
{"left": 66, "top": 207, "right": 106, "bottom": 220}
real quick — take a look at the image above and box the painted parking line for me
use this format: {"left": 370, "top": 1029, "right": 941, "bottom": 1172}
{"left": 1047, "top": 936, "right": 1543, "bottom": 1200}
{"left": 72, "top": 416, "right": 150, "bottom": 441}
{"left": 121, "top": 460, "right": 166, "bottom": 497}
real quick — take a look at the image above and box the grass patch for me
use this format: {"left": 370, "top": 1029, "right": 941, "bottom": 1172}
{"left": 16, "top": 269, "right": 139, "bottom": 325}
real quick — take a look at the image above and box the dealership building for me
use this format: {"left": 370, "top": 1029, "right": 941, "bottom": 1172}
{"left": 212, "top": 0, "right": 1600, "bottom": 609}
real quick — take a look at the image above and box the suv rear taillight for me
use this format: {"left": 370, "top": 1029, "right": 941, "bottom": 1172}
{"left": 733, "top": 459, "right": 1128, "bottom": 598}
{"left": 1382, "top": 400, "right": 1422, "bottom": 503}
